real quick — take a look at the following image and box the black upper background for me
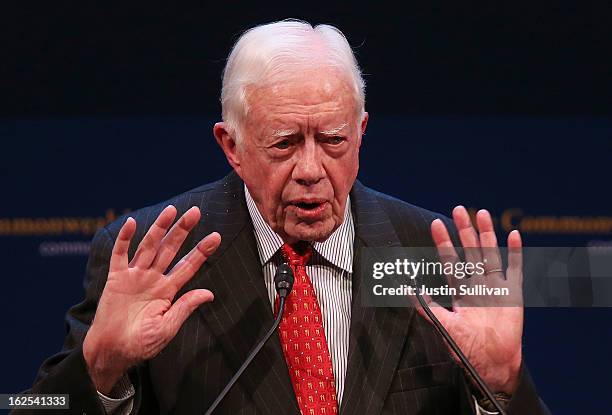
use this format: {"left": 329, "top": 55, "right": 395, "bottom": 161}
{"left": 6, "top": 1, "right": 612, "bottom": 118}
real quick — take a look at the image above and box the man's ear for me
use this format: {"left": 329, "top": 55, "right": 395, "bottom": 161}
{"left": 358, "top": 112, "right": 369, "bottom": 147}
{"left": 213, "top": 122, "right": 242, "bottom": 174}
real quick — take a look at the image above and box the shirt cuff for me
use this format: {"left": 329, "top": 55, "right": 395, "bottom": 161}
{"left": 474, "top": 395, "right": 499, "bottom": 415}
{"left": 97, "top": 374, "right": 135, "bottom": 414}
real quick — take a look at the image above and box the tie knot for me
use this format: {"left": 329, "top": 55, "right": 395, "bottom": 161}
{"left": 281, "top": 242, "right": 312, "bottom": 267}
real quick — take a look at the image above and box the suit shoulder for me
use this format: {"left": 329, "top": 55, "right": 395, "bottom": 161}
{"left": 367, "top": 187, "right": 450, "bottom": 224}
{"left": 103, "top": 178, "right": 222, "bottom": 239}
{"left": 357, "top": 185, "right": 457, "bottom": 246}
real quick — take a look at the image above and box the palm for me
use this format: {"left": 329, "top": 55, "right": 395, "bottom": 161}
{"left": 101, "top": 272, "right": 173, "bottom": 360}
{"left": 441, "top": 306, "right": 521, "bottom": 387}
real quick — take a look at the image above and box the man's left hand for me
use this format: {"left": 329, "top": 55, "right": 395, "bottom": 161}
{"left": 420, "top": 206, "right": 523, "bottom": 395}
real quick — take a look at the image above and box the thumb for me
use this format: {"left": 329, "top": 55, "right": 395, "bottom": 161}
{"left": 414, "top": 297, "right": 462, "bottom": 363}
{"left": 415, "top": 293, "right": 452, "bottom": 328}
{"left": 162, "top": 289, "right": 214, "bottom": 339}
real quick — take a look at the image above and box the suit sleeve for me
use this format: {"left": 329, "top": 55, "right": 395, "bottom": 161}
{"left": 505, "top": 363, "right": 551, "bottom": 415}
{"left": 12, "top": 227, "right": 139, "bottom": 415}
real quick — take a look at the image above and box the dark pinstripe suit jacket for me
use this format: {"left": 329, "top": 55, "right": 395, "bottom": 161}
{"left": 21, "top": 171, "right": 547, "bottom": 415}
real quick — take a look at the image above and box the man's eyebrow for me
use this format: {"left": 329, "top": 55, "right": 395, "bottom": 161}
{"left": 319, "top": 123, "right": 348, "bottom": 135}
{"left": 271, "top": 128, "right": 299, "bottom": 138}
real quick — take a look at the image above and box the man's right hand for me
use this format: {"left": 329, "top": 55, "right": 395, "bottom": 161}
{"left": 83, "top": 205, "right": 221, "bottom": 394}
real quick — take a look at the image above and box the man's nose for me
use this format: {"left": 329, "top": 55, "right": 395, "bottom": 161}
{"left": 292, "top": 140, "right": 325, "bottom": 186}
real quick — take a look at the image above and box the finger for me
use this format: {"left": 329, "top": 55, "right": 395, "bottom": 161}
{"left": 166, "top": 232, "right": 222, "bottom": 293}
{"left": 453, "top": 206, "right": 481, "bottom": 248}
{"left": 415, "top": 295, "right": 454, "bottom": 329}
{"left": 432, "top": 219, "right": 455, "bottom": 249}
{"left": 475, "top": 209, "right": 498, "bottom": 247}
{"left": 476, "top": 209, "right": 503, "bottom": 278}
{"left": 109, "top": 217, "right": 136, "bottom": 273}
{"left": 431, "top": 219, "right": 461, "bottom": 292}
{"left": 453, "top": 205, "right": 483, "bottom": 270}
{"left": 151, "top": 206, "right": 201, "bottom": 273}
{"left": 162, "top": 289, "right": 214, "bottom": 339}
{"left": 129, "top": 205, "right": 177, "bottom": 269}
{"left": 507, "top": 230, "right": 523, "bottom": 285}
{"left": 431, "top": 219, "right": 460, "bottom": 262}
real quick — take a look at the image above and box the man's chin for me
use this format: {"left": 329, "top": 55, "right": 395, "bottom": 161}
{"left": 284, "top": 220, "right": 336, "bottom": 243}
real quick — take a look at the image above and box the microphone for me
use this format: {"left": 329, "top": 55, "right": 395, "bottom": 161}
{"left": 204, "top": 263, "right": 294, "bottom": 415}
{"left": 274, "top": 263, "right": 294, "bottom": 298}
{"left": 414, "top": 291, "right": 508, "bottom": 415}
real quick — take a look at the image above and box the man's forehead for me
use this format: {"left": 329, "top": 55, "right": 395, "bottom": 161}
{"left": 249, "top": 67, "right": 355, "bottom": 100}
{"left": 268, "top": 75, "right": 342, "bottom": 95}
{"left": 241, "top": 68, "right": 360, "bottom": 139}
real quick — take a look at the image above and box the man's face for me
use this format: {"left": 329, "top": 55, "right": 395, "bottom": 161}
{"left": 216, "top": 69, "right": 368, "bottom": 244}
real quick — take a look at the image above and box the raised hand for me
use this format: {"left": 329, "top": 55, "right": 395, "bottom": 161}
{"left": 83, "top": 205, "right": 221, "bottom": 394}
{"left": 419, "top": 206, "right": 523, "bottom": 394}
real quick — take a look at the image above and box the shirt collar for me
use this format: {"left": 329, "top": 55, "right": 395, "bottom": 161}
{"left": 244, "top": 184, "right": 354, "bottom": 273}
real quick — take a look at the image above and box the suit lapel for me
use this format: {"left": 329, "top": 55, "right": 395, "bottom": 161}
{"left": 340, "top": 181, "right": 415, "bottom": 415}
{"left": 185, "top": 171, "right": 299, "bottom": 414}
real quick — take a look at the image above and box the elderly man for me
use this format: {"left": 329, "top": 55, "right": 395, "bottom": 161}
{"left": 20, "top": 21, "right": 548, "bottom": 415}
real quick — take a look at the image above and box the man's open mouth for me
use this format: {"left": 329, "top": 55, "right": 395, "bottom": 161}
{"left": 289, "top": 199, "right": 329, "bottom": 219}
{"left": 294, "top": 201, "right": 323, "bottom": 210}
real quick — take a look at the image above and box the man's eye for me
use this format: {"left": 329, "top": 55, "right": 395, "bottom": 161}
{"left": 326, "top": 136, "right": 346, "bottom": 145}
{"left": 273, "top": 139, "right": 291, "bottom": 149}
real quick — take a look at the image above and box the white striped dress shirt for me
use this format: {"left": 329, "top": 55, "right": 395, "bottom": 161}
{"left": 244, "top": 185, "right": 354, "bottom": 406}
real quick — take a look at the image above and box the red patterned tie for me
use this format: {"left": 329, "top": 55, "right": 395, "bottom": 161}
{"left": 276, "top": 242, "right": 338, "bottom": 415}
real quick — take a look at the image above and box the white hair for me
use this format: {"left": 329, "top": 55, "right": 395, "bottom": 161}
{"left": 220, "top": 19, "right": 366, "bottom": 142}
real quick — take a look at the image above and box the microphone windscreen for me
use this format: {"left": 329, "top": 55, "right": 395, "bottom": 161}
{"left": 274, "top": 263, "right": 294, "bottom": 295}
